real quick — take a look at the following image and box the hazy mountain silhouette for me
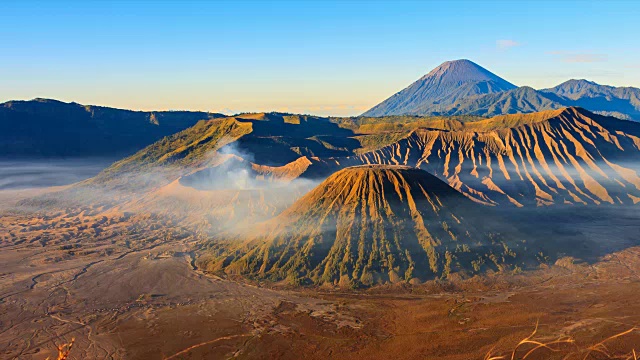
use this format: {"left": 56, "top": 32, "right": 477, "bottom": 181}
{"left": 0, "top": 98, "right": 223, "bottom": 158}
{"left": 446, "top": 86, "right": 563, "bottom": 116}
{"left": 541, "top": 79, "right": 640, "bottom": 120}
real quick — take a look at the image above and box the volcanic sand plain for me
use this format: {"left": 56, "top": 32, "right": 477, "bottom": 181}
{"left": 1, "top": 193, "right": 640, "bottom": 360}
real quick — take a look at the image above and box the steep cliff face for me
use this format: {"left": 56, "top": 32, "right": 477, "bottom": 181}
{"left": 203, "top": 165, "right": 526, "bottom": 286}
{"left": 129, "top": 107, "right": 640, "bottom": 211}
{"left": 84, "top": 107, "right": 640, "bottom": 216}
{"left": 310, "top": 108, "right": 640, "bottom": 206}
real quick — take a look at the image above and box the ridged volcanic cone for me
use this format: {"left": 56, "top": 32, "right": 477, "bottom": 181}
{"left": 203, "top": 165, "right": 525, "bottom": 286}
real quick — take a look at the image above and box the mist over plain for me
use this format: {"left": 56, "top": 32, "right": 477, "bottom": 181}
{"left": 0, "top": 158, "right": 113, "bottom": 190}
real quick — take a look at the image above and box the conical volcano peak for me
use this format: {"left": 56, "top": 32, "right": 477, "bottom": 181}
{"left": 206, "top": 165, "right": 528, "bottom": 286}
{"left": 422, "top": 59, "right": 511, "bottom": 84}
{"left": 362, "top": 59, "right": 517, "bottom": 116}
{"left": 283, "top": 164, "right": 468, "bottom": 216}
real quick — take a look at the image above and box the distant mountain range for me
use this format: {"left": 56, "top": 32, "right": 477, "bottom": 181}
{"left": 91, "top": 107, "right": 640, "bottom": 208}
{"left": 79, "top": 107, "right": 640, "bottom": 285}
{"left": 2, "top": 60, "right": 639, "bottom": 162}
{"left": 363, "top": 60, "right": 640, "bottom": 121}
{"left": 0, "top": 98, "right": 223, "bottom": 158}
{"left": 22, "top": 106, "right": 640, "bottom": 287}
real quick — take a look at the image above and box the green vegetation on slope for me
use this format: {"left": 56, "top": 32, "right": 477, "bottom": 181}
{"left": 96, "top": 117, "right": 252, "bottom": 180}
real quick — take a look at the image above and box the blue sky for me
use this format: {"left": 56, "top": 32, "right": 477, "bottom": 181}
{"left": 1, "top": 0, "right": 639, "bottom": 116}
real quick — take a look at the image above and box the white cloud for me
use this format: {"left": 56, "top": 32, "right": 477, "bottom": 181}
{"left": 496, "top": 39, "right": 520, "bottom": 50}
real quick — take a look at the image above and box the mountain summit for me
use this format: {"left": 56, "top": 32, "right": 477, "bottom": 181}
{"left": 362, "top": 59, "right": 516, "bottom": 116}
{"left": 543, "top": 79, "right": 600, "bottom": 97}
{"left": 363, "top": 61, "right": 640, "bottom": 120}
{"left": 420, "top": 59, "right": 513, "bottom": 85}
{"left": 203, "top": 165, "right": 526, "bottom": 286}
